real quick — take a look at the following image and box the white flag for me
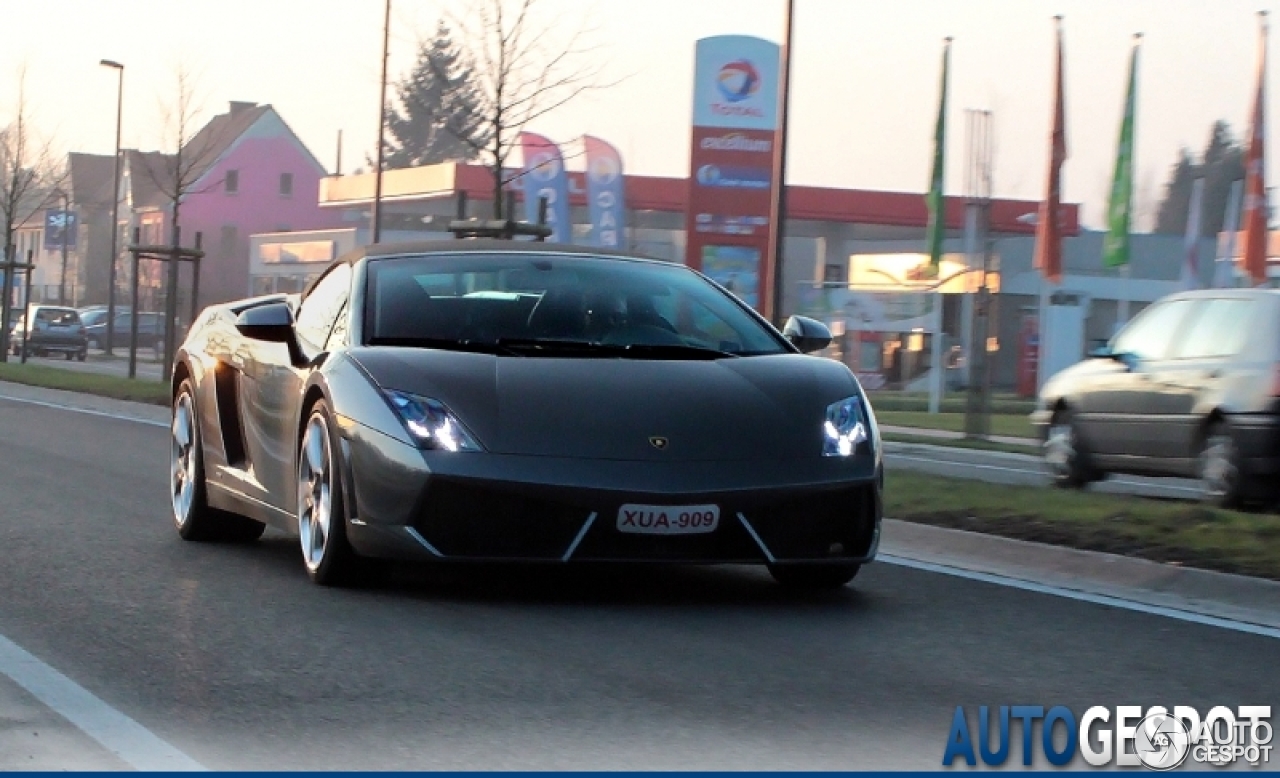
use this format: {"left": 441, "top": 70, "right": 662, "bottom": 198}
{"left": 1180, "top": 178, "right": 1205, "bottom": 290}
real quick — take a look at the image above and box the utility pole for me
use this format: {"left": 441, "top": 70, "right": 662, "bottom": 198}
{"left": 102, "top": 59, "right": 125, "bottom": 354}
{"left": 371, "top": 0, "right": 391, "bottom": 244}
{"left": 766, "top": 0, "right": 795, "bottom": 325}
{"left": 964, "top": 109, "right": 995, "bottom": 439}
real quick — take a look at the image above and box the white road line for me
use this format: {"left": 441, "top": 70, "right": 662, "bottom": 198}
{"left": 0, "top": 393, "right": 168, "bottom": 428}
{"left": 0, "top": 633, "right": 206, "bottom": 771}
{"left": 878, "top": 554, "right": 1280, "bottom": 641}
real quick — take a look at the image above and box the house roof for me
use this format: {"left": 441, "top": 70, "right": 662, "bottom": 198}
{"left": 69, "top": 152, "right": 116, "bottom": 207}
{"left": 183, "top": 102, "right": 272, "bottom": 184}
{"left": 124, "top": 149, "right": 175, "bottom": 210}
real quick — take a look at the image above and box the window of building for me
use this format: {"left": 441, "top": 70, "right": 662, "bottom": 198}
{"left": 225, "top": 170, "right": 239, "bottom": 194}
{"left": 219, "top": 225, "right": 239, "bottom": 259}
{"left": 279, "top": 173, "right": 293, "bottom": 197}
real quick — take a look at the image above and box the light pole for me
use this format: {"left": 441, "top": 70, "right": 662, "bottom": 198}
{"left": 101, "top": 59, "right": 124, "bottom": 354}
{"left": 766, "top": 0, "right": 795, "bottom": 326}
{"left": 371, "top": 0, "right": 391, "bottom": 244}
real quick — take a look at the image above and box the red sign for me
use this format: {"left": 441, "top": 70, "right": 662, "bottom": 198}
{"left": 686, "top": 36, "right": 780, "bottom": 314}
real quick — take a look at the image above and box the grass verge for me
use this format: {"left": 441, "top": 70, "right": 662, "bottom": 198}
{"left": 875, "top": 410, "right": 1035, "bottom": 439}
{"left": 866, "top": 391, "right": 1037, "bottom": 415}
{"left": 885, "top": 470, "right": 1280, "bottom": 581}
{"left": 0, "top": 363, "right": 169, "bottom": 405}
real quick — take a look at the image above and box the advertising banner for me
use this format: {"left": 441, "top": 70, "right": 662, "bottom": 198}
{"left": 686, "top": 35, "right": 780, "bottom": 312}
{"left": 44, "top": 209, "right": 78, "bottom": 251}
{"left": 519, "top": 132, "right": 572, "bottom": 243}
{"left": 584, "top": 136, "right": 626, "bottom": 248}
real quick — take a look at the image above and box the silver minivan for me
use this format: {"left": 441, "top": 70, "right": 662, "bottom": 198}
{"left": 1031, "top": 289, "right": 1280, "bottom": 508}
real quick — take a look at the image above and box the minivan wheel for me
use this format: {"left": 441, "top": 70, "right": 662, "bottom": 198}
{"left": 1199, "top": 423, "right": 1245, "bottom": 509}
{"left": 1044, "top": 409, "right": 1096, "bottom": 488}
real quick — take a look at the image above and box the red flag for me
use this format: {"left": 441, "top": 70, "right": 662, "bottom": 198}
{"left": 1033, "top": 19, "right": 1068, "bottom": 284}
{"left": 1240, "top": 16, "right": 1269, "bottom": 286}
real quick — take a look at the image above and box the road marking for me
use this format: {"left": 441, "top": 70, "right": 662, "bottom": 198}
{"left": 879, "top": 554, "right": 1280, "bottom": 641}
{"left": 0, "top": 633, "right": 206, "bottom": 771}
{"left": 0, "top": 393, "right": 167, "bottom": 428}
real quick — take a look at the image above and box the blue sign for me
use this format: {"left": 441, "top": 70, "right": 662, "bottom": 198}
{"left": 519, "top": 133, "right": 572, "bottom": 243}
{"left": 584, "top": 136, "right": 625, "bottom": 248}
{"left": 44, "top": 209, "right": 78, "bottom": 251}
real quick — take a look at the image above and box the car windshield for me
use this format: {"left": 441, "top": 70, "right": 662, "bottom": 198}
{"left": 365, "top": 252, "right": 789, "bottom": 357}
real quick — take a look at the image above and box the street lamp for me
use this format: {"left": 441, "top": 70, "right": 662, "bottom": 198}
{"left": 766, "top": 0, "right": 795, "bottom": 325}
{"left": 101, "top": 58, "right": 123, "bottom": 354}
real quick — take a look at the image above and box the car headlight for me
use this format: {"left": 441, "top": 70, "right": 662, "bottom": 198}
{"left": 383, "top": 390, "right": 482, "bottom": 452}
{"left": 823, "top": 395, "right": 870, "bottom": 457}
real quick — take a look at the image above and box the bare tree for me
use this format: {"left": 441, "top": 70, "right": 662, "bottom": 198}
{"left": 143, "top": 65, "right": 230, "bottom": 370}
{"left": 147, "top": 65, "right": 227, "bottom": 247}
{"left": 441, "top": 0, "right": 611, "bottom": 219}
{"left": 0, "top": 70, "right": 65, "bottom": 362}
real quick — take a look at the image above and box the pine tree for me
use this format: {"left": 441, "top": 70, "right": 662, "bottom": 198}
{"left": 1154, "top": 121, "right": 1245, "bottom": 236}
{"left": 383, "top": 21, "right": 489, "bottom": 169}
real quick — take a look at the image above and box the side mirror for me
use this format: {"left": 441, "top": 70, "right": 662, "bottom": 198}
{"left": 235, "top": 301, "right": 295, "bottom": 343}
{"left": 1087, "top": 346, "right": 1113, "bottom": 359}
{"left": 235, "top": 300, "right": 310, "bottom": 367}
{"left": 782, "top": 315, "right": 833, "bottom": 354}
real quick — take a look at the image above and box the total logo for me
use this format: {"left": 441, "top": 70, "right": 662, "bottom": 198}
{"left": 715, "top": 59, "right": 760, "bottom": 102}
{"left": 527, "top": 151, "right": 561, "bottom": 182}
{"left": 711, "top": 59, "right": 764, "bottom": 118}
{"left": 588, "top": 155, "right": 620, "bottom": 185}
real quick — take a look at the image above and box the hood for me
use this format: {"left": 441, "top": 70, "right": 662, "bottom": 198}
{"left": 349, "top": 347, "right": 859, "bottom": 462}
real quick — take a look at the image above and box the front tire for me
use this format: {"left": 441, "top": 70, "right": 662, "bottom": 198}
{"left": 171, "top": 379, "right": 266, "bottom": 542}
{"left": 1043, "top": 409, "right": 1099, "bottom": 488}
{"left": 1199, "top": 422, "right": 1246, "bottom": 509}
{"left": 769, "top": 564, "right": 860, "bottom": 590}
{"left": 297, "top": 400, "right": 365, "bottom": 586}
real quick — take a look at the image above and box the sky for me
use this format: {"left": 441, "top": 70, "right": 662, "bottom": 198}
{"left": 0, "top": 0, "right": 1275, "bottom": 230}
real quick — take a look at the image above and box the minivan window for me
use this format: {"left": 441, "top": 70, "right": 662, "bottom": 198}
{"left": 1173, "top": 298, "right": 1256, "bottom": 359}
{"left": 1111, "top": 298, "right": 1196, "bottom": 360}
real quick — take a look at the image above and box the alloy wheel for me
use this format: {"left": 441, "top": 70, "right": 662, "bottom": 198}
{"left": 298, "top": 415, "right": 333, "bottom": 572}
{"left": 1200, "top": 433, "right": 1238, "bottom": 501}
{"left": 170, "top": 392, "right": 197, "bottom": 525}
{"left": 1043, "top": 422, "right": 1076, "bottom": 479}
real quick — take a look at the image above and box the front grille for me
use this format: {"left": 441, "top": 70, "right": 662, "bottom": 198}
{"left": 412, "top": 479, "right": 880, "bottom": 563}
{"left": 413, "top": 480, "right": 589, "bottom": 559}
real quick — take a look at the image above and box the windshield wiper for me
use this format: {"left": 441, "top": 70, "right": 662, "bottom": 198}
{"left": 493, "top": 338, "right": 735, "bottom": 360}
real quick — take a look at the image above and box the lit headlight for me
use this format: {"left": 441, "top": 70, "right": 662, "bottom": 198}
{"left": 383, "top": 390, "right": 482, "bottom": 452}
{"left": 823, "top": 395, "right": 869, "bottom": 457}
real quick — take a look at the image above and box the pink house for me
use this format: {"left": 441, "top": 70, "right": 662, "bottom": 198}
{"left": 122, "top": 101, "right": 337, "bottom": 308}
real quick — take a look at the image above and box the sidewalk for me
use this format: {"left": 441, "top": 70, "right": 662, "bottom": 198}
{"left": 880, "top": 423, "right": 1038, "bottom": 447}
{"left": 880, "top": 519, "right": 1280, "bottom": 633}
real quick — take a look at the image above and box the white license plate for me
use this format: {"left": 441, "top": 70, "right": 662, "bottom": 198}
{"left": 616, "top": 504, "right": 720, "bottom": 535}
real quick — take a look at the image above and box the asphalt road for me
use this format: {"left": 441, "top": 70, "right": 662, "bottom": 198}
{"left": 0, "top": 396, "right": 1274, "bottom": 770}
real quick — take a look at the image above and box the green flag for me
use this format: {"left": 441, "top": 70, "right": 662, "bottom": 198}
{"left": 1103, "top": 38, "right": 1140, "bottom": 268}
{"left": 925, "top": 38, "right": 951, "bottom": 270}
